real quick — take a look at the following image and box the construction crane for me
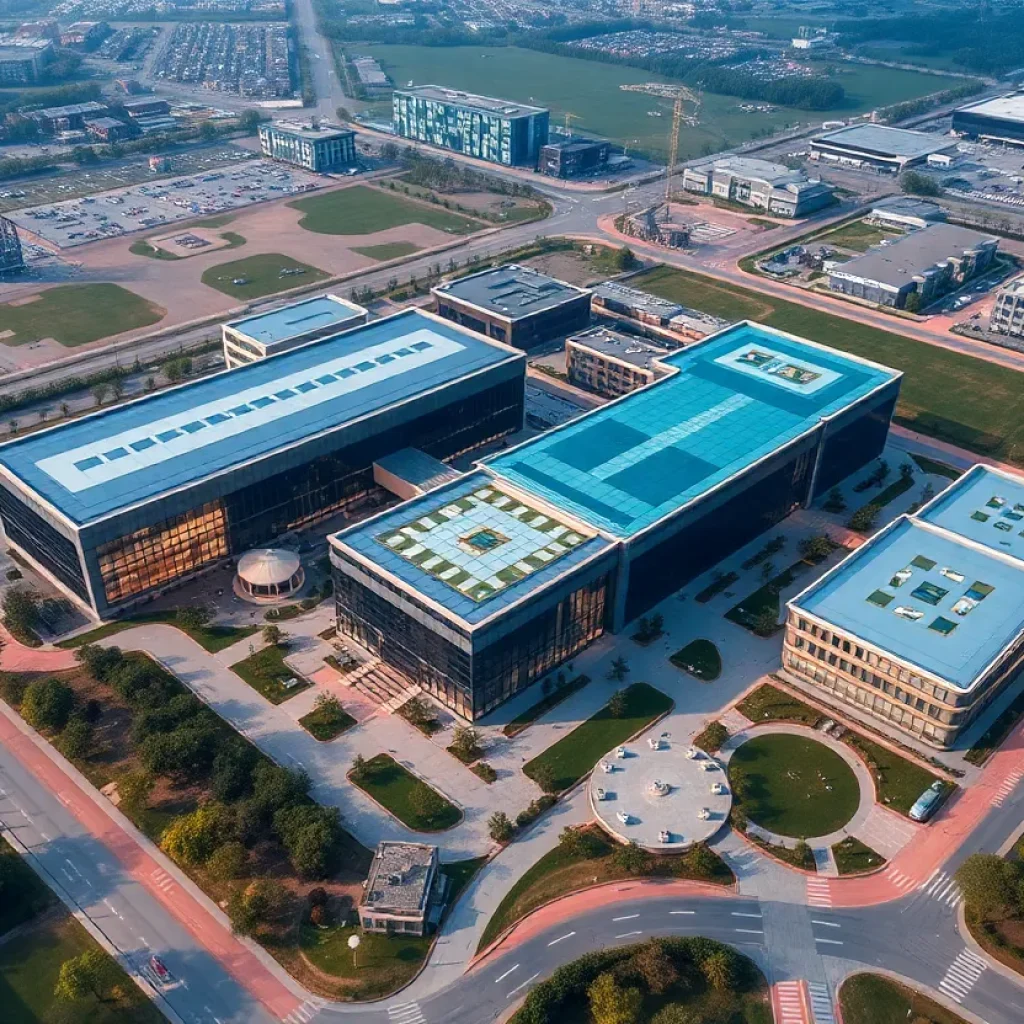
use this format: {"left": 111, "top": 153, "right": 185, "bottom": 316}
{"left": 664, "top": 85, "right": 701, "bottom": 205}
{"left": 563, "top": 112, "right": 580, "bottom": 137}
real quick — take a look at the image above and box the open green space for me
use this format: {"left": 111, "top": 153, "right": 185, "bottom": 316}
{"left": 478, "top": 824, "right": 732, "bottom": 953}
{"left": 230, "top": 644, "right": 310, "bottom": 704}
{"left": 630, "top": 265, "right": 1024, "bottom": 467}
{"left": 728, "top": 733, "right": 861, "bottom": 838}
{"left": 911, "top": 453, "right": 963, "bottom": 480}
{"left": 839, "top": 973, "right": 970, "bottom": 1024}
{"left": 220, "top": 231, "right": 246, "bottom": 249}
{"left": 670, "top": 638, "right": 722, "bottom": 681}
{"left": 523, "top": 682, "right": 673, "bottom": 793}
{"left": 129, "top": 238, "right": 181, "bottom": 261}
{"left": 201, "top": 253, "right": 329, "bottom": 300}
{"left": 0, "top": 836, "right": 54, "bottom": 935}
{"left": 812, "top": 218, "right": 902, "bottom": 252}
{"left": 299, "top": 698, "right": 356, "bottom": 741}
{"left": 0, "top": 285, "right": 163, "bottom": 348}
{"left": 868, "top": 474, "right": 916, "bottom": 510}
{"left": 0, "top": 912, "right": 165, "bottom": 1024}
{"left": 738, "top": 683, "right": 822, "bottom": 726}
{"left": 832, "top": 835, "right": 886, "bottom": 875}
{"left": 350, "top": 753, "right": 461, "bottom": 831}
{"left": 363, "top": 45, "right": 946, "bottom": 161}
{"left": 288, "top": 185, "right": 480, "bottom": 236}
{"left": 502, "top": 674, "right": 589, "bottom": 738}
{"left": 58, "top": 612, "right": 257, "bottom": 654}
{"left": 352, "top": 240, "right": 422, "bottom": 260}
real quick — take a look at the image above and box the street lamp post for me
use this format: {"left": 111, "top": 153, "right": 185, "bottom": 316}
{"left": 348, "top": 933, "right": 361, "bottom": 970}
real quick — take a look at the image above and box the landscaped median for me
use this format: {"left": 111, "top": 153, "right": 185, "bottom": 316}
{"left": 57, "top": 607, "right": 257, "bottom": 654}
{"left": 670, "top": 639, "right": 722, "bottom": 681}
{"left": 230, "top": 643, "right": 310, "bottom": 704}
{"left": 839, "top": 973, "right": 971, "bottom": 1024}
{"left": 349, "top": 753, "right": 462, "bottom": 832}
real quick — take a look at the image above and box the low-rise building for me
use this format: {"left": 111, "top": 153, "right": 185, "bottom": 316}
{"left": 566, "top": 327, "right": 668, "bottom": 398}
{"left": 540, "top": 137, "right": 612, "bottom": 179}
{"left": 953, "top": 92, "right": 1024, "bottom": 146}
{"left": 432, "top": 265, "right": 592, "bottom": 351}
{"left": 0, "top": 39, "right": 52, "bottom": 85}
{"left": 359, "top": 842, "right": 442, "bottom": 936}
{"left": 121, "top": 97, "right": 171, "bottom": 119}
{"left": 591, "top": 280, "right": 684, "bottom": 328}
{"left": 682, "top": 156, "right": 835, "bottom": 218}
{"left": 60, "top": 21, "right": 108, "bottom": 49}
{"left": 867, "top": 197, "right": 946, "bottom": 231}
{"left": 84, "top": 116, "right": 132, "bottom": 142}
{"left": 785, "top": 465, "right": 1024, "bottom": 749}
{"left": 810, "top": 124, "right": 958, "bottom": 173}
{"left": 258, "top": 120, "right": 356, "bottom": 172}
{"left": 989, "top": 278, "right": 1024, "bottom": 340}
{"left": 828, "top": 224, "right": 999, "bottom": 310}
{"left": 27, "top": 100, "right": 109, "bottom": 133}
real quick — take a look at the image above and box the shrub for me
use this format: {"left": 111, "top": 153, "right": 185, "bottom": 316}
{"left": 21, "top": 677, "right": 75, "bottom": 731}
{"left": 206, "top": 841, "right": 247, "bottom": 882}
{"left": 57, "top": 717, "right": 92, "bottom": 760}
{"left": 175, "top": 605, "right": 211, "bottom": 632}
{"left": 488, "top": 811, "right": 514, "bottom": 843}
{"left": 161, "top": 803, "right": 234, "bottom": 866}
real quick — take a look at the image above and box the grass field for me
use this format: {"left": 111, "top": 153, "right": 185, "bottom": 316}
{"left": 728, "top": 733, "right": 861, "bottom": 838}
{"left": 58, "top": 612, "right": 257, "bottom": 653}
{"left": 201, "top": 253, "right": 329, "bottom": 300}
{"left": 670, "top": 639, "right": 722, "bottom": 680}
{"left": 630, "top": 266, "right": 1024, "bottom": 466}
{"left": 523, "top": 682, "right": 673, "bottom": 792}
{"left": 0, "top": 836, "right": 54, "bottom": 936}
{"left": 129, "top": 239, "right": 181, "bottom": 260}
{"left": 288, "top": 185, "right": 480, "bottom": 236}
{"left": 0, "top": 285, "right": 163, "bottom": 347}
{"left": 839, "top": 973, "right": 970, "bottom": 1024}
{"left": 350, "top": 754, "right": 462, "bottom": 831}
{"left": 353, "top": 241, "right": 422, "bottom": 260}
{"left": 299, "top": 699, "right": 356, "bottom": 741}
{"left": 362, "top": 45, "right": 947, "bottom": 160}
{"left": 832, "top": 835, "right": 886, "bottom": 875}
{"left": 813, "top": 219, "right": 902, "bottom": 252}
{"left": 230, "top": 644, "right": 310, "bottom": 704}
{"left": 502, "top": 674, "right": 590, "bottom": 738}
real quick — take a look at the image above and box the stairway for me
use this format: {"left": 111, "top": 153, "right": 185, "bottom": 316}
{"left": 351, "top": 658, "right": 422, "bottom": 713}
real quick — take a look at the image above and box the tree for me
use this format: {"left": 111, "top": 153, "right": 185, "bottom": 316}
{"left": 701, "top": 949, "right": 736, "bottom": 991}
{"left": 21, "top": 677, "right": 75, "bottom": 731}
{"left": 651, "top": 1007, "right": 699, "bottom": 1024}
{"left": 411, "top": 783, "right": 446, "bottom": 825}
{"left": 58, "top": 717, "right": 92, "bottom": 759}
{"left": 2, "top": 586, "right": 41, "bottom": 643}
{"left": 956, "top": 854, "right": 1018, "bottom": 917}
{"left": 176, "top": 605, "right": 211, "bottom": 632}
{"left": 117, "top": 769, "right": 154, "bottom": 815}
{"left": 274, "top": 804, "right": 343, "bottom": 878}
{"left": 532, "top": 762, "right": 558, "bottom": 794}
{"left": 140, "top": 722, "right": 219, "bottom": 781}
{"left": 848, "top": 504, "right": 881, "bottom": 533}
{"left": 110, "top": 376, "right": 126, "bottom": 401}
{"left": 823, "top": 487, "right": 846, "bottom": 513}
{"left": 688, "top": 842, "right": 718, "bottom": 878}
{"left": 262, "top": 623, "right": 283, "bottom": 647}
{"left": 628, "top": 940, "right": 679, "bottom": 995}
{"left": 794, "top": 840, "right": 813, "bottom": 868}
{"left": 400, "top": 695, "right": 436, "bottom": 732}
{"left": 238, "top": 108, "right": 263, "bottom": 133}
{"left": 211, "top": 741, "right": 257, "bottom": 802}
{"left": 558, "top": 825, "right": 593, "bottom": 857}
{"left": 198, "top": 119, "right": 219, "bottom": 141}
{"left": 228, "top": 878, "right": 282, "bottom": 936}
{"left": 488, "top": 810, "right": 514, "bottom": 843}
{"left": 798, "top": 534, "right": 833, "bottom": 563}
{"left": 450, "top": 725, "right": 482, "bottom": 762}
{"left": 608, "top": 657, "right": 630, "bottom": 683}
{"left": 160, "top": 803, "right": 233, "bottom": 866}
{"left": 697, "top": 721, "right": 728, "bottom": 753}
{"left": 206, "top": 841, "right": 247, "bottom": 882}
{"left": 904, "top": 290, "right": 922, "bottom": 313}
{"left": 59, "top": 402, "right": 71, "bottom": 418}
{"left": 615, "top": 246, "right": 637, "bottom": 271}
{"left": 760, "top": 560, "right": 776, "bottom": 583}
{"left": 900, "top": 170, "right": 941, "bottom": 197}
{"left": 607, "top": 689, "right": 628, "bottom": 719}
{"left": 752, "top": 607, "right": 779, "bottom": 636}
{"left": 351, "top": 753, "right": 367, "bottom": 778}
{"left": 588, "top": 972, "right": 643, "bottom": 1024}
{"left": 54, "top": 948, "right": 118, "bottom": 1003}
{"left": 251, "top": 760, "right": 310, "bottom": 818}
{"left": 91, "top": 382, "right": 111, "bottom": 406}
{"left": 614, "top": 841, "right": 650, "bottom": 875}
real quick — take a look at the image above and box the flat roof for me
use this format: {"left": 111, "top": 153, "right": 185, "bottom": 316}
{"left": 264, "top": 120, "right": 354, "bottom": 141}
{"left": 812, "top": 124, "right": 955, "bottom": 160}
{"left": 334, "top": 471, "right": 613, "bottom": 625}
{"left": 362, "top": 842, "right": 435, "bottom": 913}
{"left": 373, "top": 447, "right": 461, "bottom": 493}
{"left": 956, "top": 93, "right": 1024, "bottom": 126}
{"left": 434, "top": 265, "right": 589, "bottom": 320}
{"left": 833, "top": 223, "right": 998, "bottom": 289}
{"left": 226, "top": 295, "right": 365, "bottom": 348}
{"left": 792, "top": 516, "right": 1024, "bottom": 691}
{"left": 0, "top": 310, "right": 518, "bottom": 526}
{"left": 542, "top": 137, "right": 609, "bottom": 153}
{"left": 870, "top": 197, "right": 945, "bottom": 220}
{"left": 569, "top": 327, "right": 667, "bottom": 370}
{"left": 487, "top": 322, "right": 899, "bottom": 539}
{"left": 592, "top": 280, "right": 684, "bottom": 319}
{"left": 395, "top": 85, "right": 547, "bottom": 118}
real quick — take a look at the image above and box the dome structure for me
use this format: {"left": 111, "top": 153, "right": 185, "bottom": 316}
{"left": 235, "top": 548, "right": 304, "bottom": 602}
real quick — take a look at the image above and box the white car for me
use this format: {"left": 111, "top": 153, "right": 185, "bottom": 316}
{"left": 658, "top": 830, "right": 672, "bottom": 844}
{"left": 616, "top": 810, "right": 632, "bottom": 825}
{"left": 615, "top": 746, "right": 628, "bottom": 759}
{"left": 600, "top": 761, "right": 615, "bottom": 774}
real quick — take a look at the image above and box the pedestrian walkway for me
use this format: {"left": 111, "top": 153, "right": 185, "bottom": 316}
{"left": 938, "top": 949, "right": 988, "bottom": 1004}
{"left": 772, "top": 981, "right": 810, "bottom": 1024}
{"left": 806, "top": 981, "right": 836, "bottom": 1024}
{"left": 806, "top": 878, "right": 833, "bottom": 909}
{"left": 919, "top": 869, "right": 963, "bottom": 909}
{"left": 0, "top": 624, "right": 77, "bottom": 673}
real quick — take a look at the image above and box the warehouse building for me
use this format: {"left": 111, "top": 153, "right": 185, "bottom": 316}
{"left": 867, "top": 197, "right": 946, "bottom": 231}
{"left": 953, "top": 93, "right": 1024, "bottom": 146}
{"left": 785, "top": 465, "right": 1024, "bottom": 749}
{"left": 540, "top": 138, "right": 612, "bottom": 179}
{"left": 222, "top": 294, "right": 368, "bottom": 367}
{"left": 258, "top": 120, "right": 357, "bottom": 172}
{"left": 809, "top": 124, "right": 958, "bottom": 172}
{"left": 432, "top": 265, "right": 591, "bottom": 351}
{"left": 26, "top": 100, "right": 108, "bottom": 132}
{"left": 0, "top": 309, "right": 525, "bottom": 619}
{"left": 331, "top": 321, "right": 900, "bottom": 719}
{"left": 681, "top": 156, "right": 836, "bottom": 218}
{"left": 566, "top": 327, "right": 668, "bottom": 398}
{"left": 828, "top": 224, "right": 999, "bottom": 310}
{"left": 392, "top": 86, "right": 549, "bottom": 167}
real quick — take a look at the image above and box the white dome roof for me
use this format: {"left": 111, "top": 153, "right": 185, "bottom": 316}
{"left": 236, "top": 548, "right": 301, "bottom": 587}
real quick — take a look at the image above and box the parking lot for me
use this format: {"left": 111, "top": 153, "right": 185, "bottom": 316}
{"left": 8, "top": 160, "right": 327, "bottom": 249}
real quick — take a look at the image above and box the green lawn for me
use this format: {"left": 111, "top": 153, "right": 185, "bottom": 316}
{"left": 738, "top": 683, "right": 822, "bottom": 727}
{"left": 842, "top": 731, "right": 942, "bottom": 816}
{"left": 0, "top": 836, "right": 54, "bottom": 936}
{"left": 299, "top": 700, "right": 357, "bottom": 740}
{"left": 352, "top": 241, "right": 423, "bottom": 260}
{"left": 350, "top": 753, "right": 461, "bottom": 831}
{"left": 0, "top": 285, "right": 163, "bottom": 347}
{"left": 670, "top": 639, "right": 722, "bottom": 681}
{"left": 868, "top": 474, "right": 916, "bottom": 509}
{"left": 502, "top": 674, "right": 590, "bottom": 738}
{"left": 840, "top": 973, "right": 970, "bottom": 1024}
{"left": 523, "top": 682, "right": 673, "bottom": 792}
{"left": 220, "top": 231, "right": 246, "bottom": 248}
{"left": 832, "top": 835, "right": 886, "bottom": 875}
{"left": 128, "top": 239, "right": 181, "bottom": 260}
{"left": 813, "top": 219, "right": 901, "bottom": 252}
{"left": 288, "top": 185, "right": 480, "bottom": 236}
{"left": 230, "top": 644, "right": 310, "bottom": 704}
{"left": 630, "top": 266, "right": 1024, "bottom": 467}
{"left": 201, "top": 253, "right": 329, "bottom": 300}
{"left": 728, "top": 734, "right": 861, "bottom": 838}
{"left": 911, "top": 453, "right": 963, "bottom": 480}
{"left": 58, "top": 613, "right": 257, "bottom": 654}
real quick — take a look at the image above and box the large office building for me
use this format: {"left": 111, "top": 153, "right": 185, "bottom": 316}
{"left": 222, "top": 294, "right": 368, "bottom": 367}
{"left": 331, "top": 321, "right": 901, "bottom": 720}
{"left": 681, "top": 156, "right": 836, "bottom": 218}
{"left": 432, "top": 265, "right": 592, "bottom": 351}
{"left": 809, "top": 124, "right": 958, "bottom": 172}
{"left": 953, "top": 93, "right": 1024, "bottom": 146}
{"left": 566, "top": 327, "right": 668, "bottom": 399}
{"left": 258, "top": 120, "right": 357, "bottom": 172}
{"left": 392, "top": 86, "right": 549, "bottom": 167}
{"left": 0, "top": 309, "right": 524, "bottom": 619}
{"left": 539, "top": 138, "right": 612, "bottom": 179}
{"left": 989, "top": 279, "right": 1024, "bottom": 343}
{"left": 0, "top": 215, "right": 25, "bottom": 275}
{"left": 785, "top": 465, "right": 1024, "bottom": 749}
{"left": 828, "top": 224, "right": 999, "bottom": 310}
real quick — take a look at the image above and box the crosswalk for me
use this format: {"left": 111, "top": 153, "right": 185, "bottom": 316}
{"left": 881, "top": 864, "right": 917, "bottom": 894}
{"left": 774, "top": 981, "right": 808, "bottom": 1024}
{"left": 920, "top": 868, "right": 963, "bottom": 908}
{"left": 991, "top": 767, "right": 1024, "bottom": 808}
{"left": 150, "top": 867, "right": 176, "bottom": 895}
{"left": 938, "top": 949, "right": 988, "bottom": 1004}
{"left": 282, "top": 999, "right": 320, "bottom": 1024}
{"left": 388, "top": 1001, "right": 426, "bottom": 1024}
{"left": 806, "top": 878, "right": 832, "bottom": 908}
{"left": 807, "top": 981, "right": 835, "bottom": 1024}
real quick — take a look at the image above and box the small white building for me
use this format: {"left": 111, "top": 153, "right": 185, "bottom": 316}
{"left": 360, "top": 842, "right": 443, "bottom": 936}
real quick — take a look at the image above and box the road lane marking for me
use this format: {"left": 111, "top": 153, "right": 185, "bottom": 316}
{"left": 938, "top": 949, "right": 988, "bottom": 1003}
{"left": 615, "top": 930, "right": 643, "bottom": 938}
{"left": 507, "top": 973, "right": 540, "bottom": 997}
{"left": 734, "top": 928, "right": 763, "bottom": 935}
{"left": 669, "top": 910, "right": 695, "bottom": 915}
{"left": 612, "top": 914, "right": 639, "bottom": 921}
{"left": 814, "top": 937, "right": 843, "bottom": 946}
{"left": 731, "top": 912, "right": 762, "bottom": 918}
{"left": 494, "top": 965, "right": 519, "bottom": 983}
{"left": 547, "top": 932, "right": 575, "bottom": 946}
{"left": 811, "top": 920, "right": 840, "bottom": 928}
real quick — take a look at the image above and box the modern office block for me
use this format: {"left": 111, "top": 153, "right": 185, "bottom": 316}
{"left": 540, "top": 138, "right": 611, "bottom": 179}
{"left": 432, "top": 264, "right": 592, "bottom": 351}
{"left": 0, "top": 309, "right": 524, "bottom": 619}
{"left": 332, "top": 321, "right": 901, "bottom": 719}
{"left": 785, "top": 465, "right": 1024, "bottom": 749}
{"left": 681, "top": 156, "right": 835, "bottom": 217}
{"left": 258, "top": 120, "right": 357, "bottom": 172}
{"left": 809, "top": 124, "right": 958, "bottom": 172}
{"left": 566, "top": 327, "right": 668, "bottom": 399}
{"left": 392, "top": 86, "right": 549, "bottom": 167}
{"left": 222, "top": 294, "right": 368, "bottom": 367}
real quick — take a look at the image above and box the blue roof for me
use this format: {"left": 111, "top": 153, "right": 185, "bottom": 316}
{"left": 334, "top": 471, "right": 613, "bottom": 625}
{"left": 917, "top": 464, "right": 1024, "bottom": 563}
{"left": 0, "top": 310, "right": 517, "bottom": 526}
{"left": 488, "top": 322, "right": 898, "bottom": 538}
{"left": 227, "top": 295, "right": 364, "bottom": 348}
{"left": 793, "top": 516, "right": 1024, "bottom": 690}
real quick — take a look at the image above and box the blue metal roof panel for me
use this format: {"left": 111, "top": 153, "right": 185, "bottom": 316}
{"left": 227, "top": 296, "right": 364, "bottom": 347}
{"left": 0, "top": 311, "right": 516, "bottom": 526}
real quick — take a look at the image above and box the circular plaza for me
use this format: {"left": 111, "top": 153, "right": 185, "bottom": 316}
{"left": 589, "top": 736, "right": 732, "bottom": 852}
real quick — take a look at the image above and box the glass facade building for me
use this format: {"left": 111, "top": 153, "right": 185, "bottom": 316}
{"left": 0, "top": 310, "right": 524, "bottom": 618}
{"left": 258, "top": 121, "right": 356, "bottom": 172}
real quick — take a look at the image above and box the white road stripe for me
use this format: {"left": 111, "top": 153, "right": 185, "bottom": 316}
{"left": 494, "top": 965, "right": 519, "bottom": 984}
{"left": 547, "top": 932, "right": 575, "bottom": 946}
{"left": 507, "top": 973, "right": 540, "bottom": 997}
